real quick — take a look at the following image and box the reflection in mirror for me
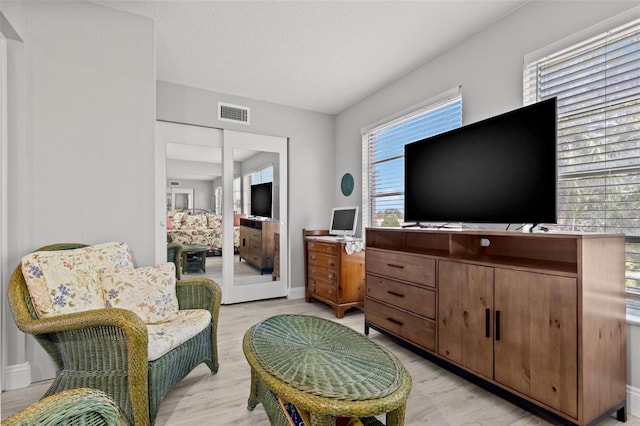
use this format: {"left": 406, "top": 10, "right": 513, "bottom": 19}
{"left": 233, "top": 148, "right": 280, "bottom": 285}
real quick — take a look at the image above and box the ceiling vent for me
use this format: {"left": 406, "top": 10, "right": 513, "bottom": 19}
{"left": 218, "top": 102, "right": 250, "bottom": 125}
{"left": 169, "top": 180, "right": 180, "bottom": 187}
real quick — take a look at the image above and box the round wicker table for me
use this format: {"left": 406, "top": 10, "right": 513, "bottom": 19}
{"left": 243, "top": 314, "right": 412, "bottom": 426}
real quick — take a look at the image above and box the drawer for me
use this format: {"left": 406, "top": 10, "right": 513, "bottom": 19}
{"left": 366, "top": 299, "right": 435, "bottom": 352}
{"left": 250, "top": 229, "right": 262, "bottom": 242}
{"left": 250, "top": 254, "right": 263, "bottom": 267}
{"left": 309, "top": 277, "right": 337, "bottom": 302}
{"left": 366, "top": 274, "right": 435, "bottom": 319}
{"left": 250, "top": 240, "right": 261, "bottom": 251}
{"left": 308, "top": 252, "right": 338, "bottom": 270}
{"left": 366, "top": 249, "right": 435, "bottom": 288}
{"left": 309, "top": 266, "right": 337, "bottom": 284}
{"left": 308, "top": 241, "right": 338, "bottom": 255}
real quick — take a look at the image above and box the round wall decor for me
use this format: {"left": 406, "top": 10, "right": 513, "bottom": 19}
{"left": 341, "top": 173, "right": 354, "bottom": 196}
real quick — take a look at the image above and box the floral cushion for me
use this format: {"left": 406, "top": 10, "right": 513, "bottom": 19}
{"left": 183, "top": 213, "right": 208, "bottom": 228}
{"left": 21, "top": 242, "right": 134, "bottom": 318}
{"left": 172, "top": 212, "right": 187, "bottom": 229}
{"left": 147, "top": 309, "right": 211, "bottom": 361}
{"left": 102, "top": 263, "right": 179, "bottom": 324}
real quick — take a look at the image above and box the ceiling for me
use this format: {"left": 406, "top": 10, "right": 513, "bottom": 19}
{"left": 92, "top": 0, "right": 529, "bottom": 115}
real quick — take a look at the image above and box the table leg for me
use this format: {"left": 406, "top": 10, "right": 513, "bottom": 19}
{"left": 386, "top": 404, "right": 406, "bottom": 426}
{"left": 247, "top": 368, "right": 259, "bottom": 411}
{"left": 309, "top": 412, "right": 334, "bottom": 426}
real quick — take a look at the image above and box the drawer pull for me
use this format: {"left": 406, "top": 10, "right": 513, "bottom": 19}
{"left": 387, "top": 290, "right": 405, "bottom": 298}
{"left": 386, "top": 317, "right": 404, "bottom": 326}
{"left": 387, "top": 263, "right": 405, "bottom": 269}
{"left": 327, "top": 274, "right": 333, "bottom": 280}
{"left": 485, "top": 308, "right": 491, "bottom": 338}
{"left": 495, "top": 310, "right": 501, "bottom": 341}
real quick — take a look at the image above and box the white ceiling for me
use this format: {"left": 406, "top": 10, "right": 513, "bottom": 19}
{"left": 93, "top": 0, "right": 529, "bottom": 115}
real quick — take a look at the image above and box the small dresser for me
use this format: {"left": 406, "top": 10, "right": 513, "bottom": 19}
{"left": 239, "top": 218, "right": 279, "bottom": 274}
{"left": 303, "top": 229, "right": 365, "bottom": 318}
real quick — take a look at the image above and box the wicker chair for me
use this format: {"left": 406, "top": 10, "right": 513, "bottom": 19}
{"left": 8, "top": 243, "right": 222, "bottom": 426}
{"left": 2, "top": 388, "right": 121, "bottom": 426}
{"left": 167, "top": 242, "right": 183, "bottom": 280}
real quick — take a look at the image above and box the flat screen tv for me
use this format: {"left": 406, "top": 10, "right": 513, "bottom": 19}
{"left": 250, "top": 182, "right": 272, "bottom": 218}
{"left": 329, "top": 206, "right": 359, "bottom": 238}
{"left": 404, "top": 98, "right": 557, "bottom": 225}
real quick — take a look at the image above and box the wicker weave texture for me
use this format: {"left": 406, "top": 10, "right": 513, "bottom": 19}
{"left": 1, "top": 388, "right": 121, "bottom": 426}
{"left": 7, "top": 243, "right": 222, "bottom": 426}
{"left": 244, "top": 315, "right": 411, "bottom": 425}
{"left": 249, "top": 315, "right": 404, "bottom": 400}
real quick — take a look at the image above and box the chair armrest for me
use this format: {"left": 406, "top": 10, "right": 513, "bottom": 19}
{"left": 2, "top": 388, "right": 121, "bottom": 426}
{"left": 175, "top": 277, "right": 222, "bottom": 317}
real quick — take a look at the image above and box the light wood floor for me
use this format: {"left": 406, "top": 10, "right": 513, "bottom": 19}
{"left": 2, "top": 297, "right": 637, "bottom": 425}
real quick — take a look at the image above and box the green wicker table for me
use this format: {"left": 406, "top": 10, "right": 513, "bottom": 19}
{"left": 243, "top": 315, "right": 412, "bottom": 426}
{"left": 181, "top": 243, "right": 208, "bottom": 273}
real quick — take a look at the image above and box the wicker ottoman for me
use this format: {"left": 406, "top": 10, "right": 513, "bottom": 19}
{"left": 243, "top": 314, "right": 412, "bottom": 426}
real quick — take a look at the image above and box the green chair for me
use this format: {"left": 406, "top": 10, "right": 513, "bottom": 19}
{"left": 2, "top": 388, "right": 121, "bottom": 425}
{"left": 8, "top": 243, "right": 222, "bottom": 425}
{"left": 167, "top": 242, "right": 183, "bottom": 280}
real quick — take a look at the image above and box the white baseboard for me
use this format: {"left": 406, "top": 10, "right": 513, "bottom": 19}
{"left": 627, "top": 384, "right": 640, "bottom": 417}
{"left": 3, "top": 362, "right": 31, "bottom": 390}
{"left": 287, "top": 286, "right": 305, "bottom": 300}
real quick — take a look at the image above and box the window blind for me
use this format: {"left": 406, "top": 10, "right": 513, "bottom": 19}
{"left": 524, "top": 19, "right": 640, "bottom": 294}
{"left": 364, "top": 95, "right": 462, "bottom": 227}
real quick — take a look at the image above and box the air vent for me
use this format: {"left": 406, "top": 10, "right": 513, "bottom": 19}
{"left": 169, "top": 180, "right": 180, "bottom": 187}
{"left": 218, "top": 102, "right": 250, "bottom": 125}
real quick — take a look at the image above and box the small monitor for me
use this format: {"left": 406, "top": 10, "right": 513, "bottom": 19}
{"left": 329, "top": 206, "right": 359, "bottom": 238}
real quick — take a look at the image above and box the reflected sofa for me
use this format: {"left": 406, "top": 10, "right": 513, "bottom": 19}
{"left": 167, "top": 212, "right": 240, "bottom": 254}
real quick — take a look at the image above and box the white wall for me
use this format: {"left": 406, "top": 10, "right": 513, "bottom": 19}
{"left": 2, "top": 0, "right": 155, "bottom": 385}
{"left": 334, "top": 0, "right": 640, "bottom": 411}
{"left": 166, "top": 178, "right": 214, "bottom": 211}
{"left": 157, "top": 81, "right": 335, "bottom": 293}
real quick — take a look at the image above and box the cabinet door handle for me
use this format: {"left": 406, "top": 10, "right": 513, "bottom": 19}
{"left": 387, "top": 263, "right": 405, "bottom": 269}
{"left": 387, "top": 291, "right": 405, "bottom": 298}
{"left": 386, "top": 317, "right": 404, "bottom": 326}
{"left": 485, "top": 308, "right": 491, "bottom": 338}
{"left": 495, "top": 310, "right": 501, "bottom": 341}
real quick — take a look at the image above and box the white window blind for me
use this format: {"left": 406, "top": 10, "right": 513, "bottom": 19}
{"left": 523, "top": 19, "right": 640, "bottom": 294}
{"left": 364, "top": 94, "right": 462, "bottom": 227}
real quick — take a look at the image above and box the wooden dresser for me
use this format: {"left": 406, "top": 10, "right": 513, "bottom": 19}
{"left": 239, "top": 218, "right": 279, "bottom": 274}
{"left": 365, "top": 227, "right": 627, "bottom": 426}
{"left": 303, "top": 229, "right": 365, "bottom": 318}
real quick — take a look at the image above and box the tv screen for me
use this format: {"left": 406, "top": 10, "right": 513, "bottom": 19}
{"left": 250, "top": 182, "right": 272, "bottom": 218}
{"left": 330, "top": 206, "right": 359, "bottom": 237}
{"left": 404, "top": 98, "right": 557, "bottom": 225}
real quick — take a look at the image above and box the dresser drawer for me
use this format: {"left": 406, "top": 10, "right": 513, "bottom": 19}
{"left": 249, "top": 229, "right": 262, "bottom": 242}
{"left": 366, "top": 249, "right": 435, "bottom": 288}
{"left": 309, "top": 277, "right": 337, "bottom": 302}
{"left": 366, "top": 299, "right": 435, "bottom": 352}
{"left": 366, "top": 274, "right": 435, "bottom": 319}
{"left": 308, "top": 252, "right": 338, "bottom": 270}
{"left": 308, "top": 241, "right": 338, "bottom": 255}
{"left": 309, "top": 266, "right": 337, "bottom": 284}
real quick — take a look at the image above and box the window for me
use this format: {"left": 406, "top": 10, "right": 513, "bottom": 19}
{"left": 362, "top": 89, "right": 462, "bottom": 228}
{"left": 524, "top": 19, "right": 640, "bottom": 296}
{"left": 243, "top": 165, "right": 273, "bottom": 214}
{"left": 233, "top": 177, "right": 241, "bottom": 213}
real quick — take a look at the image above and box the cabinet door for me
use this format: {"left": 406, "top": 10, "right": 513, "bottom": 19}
{"left": 438, "top": 260, "right": 494, "bottom": 379}
{"left": 494, "top": 269, "right": 577, "bottom": 417}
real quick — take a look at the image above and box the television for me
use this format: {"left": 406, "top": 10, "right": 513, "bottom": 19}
{"left": 404, "top": 98, "right": 557, "bottom": 226}
{"left": 329, "top": 206, "right": 359, "bottom": 238}
{"left": 250, "top": 182, "right": 273, "bottom": 218}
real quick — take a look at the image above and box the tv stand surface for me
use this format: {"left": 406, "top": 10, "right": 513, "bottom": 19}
{"left": 364, "top": 227, "right": 626, "bottom": 426}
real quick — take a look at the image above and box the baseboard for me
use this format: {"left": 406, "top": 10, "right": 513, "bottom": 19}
{"left": 287, "top": 286, "right": 305, "bottom": 300}
{"left": 627, "top": 384, "right": 640, "bottom": 417}
{"left": 3, "top": 362, "right": 31, "bottom": 390}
